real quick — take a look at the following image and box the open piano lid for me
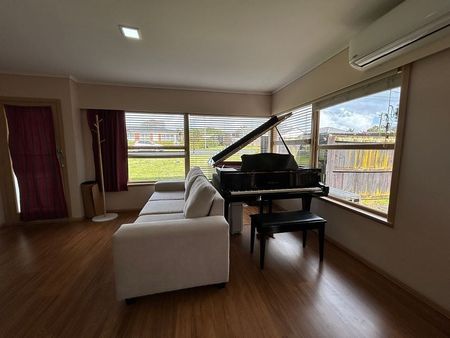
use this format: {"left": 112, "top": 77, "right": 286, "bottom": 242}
{"left": 210, "top": 112, "right": 292, "bottom": 166}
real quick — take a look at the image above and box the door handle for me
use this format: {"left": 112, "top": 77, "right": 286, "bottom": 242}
{"left": 56, "top": 148, "right": 65, "bottom": 168}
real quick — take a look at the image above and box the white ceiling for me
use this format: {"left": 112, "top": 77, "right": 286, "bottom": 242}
{"left": 0, "top": 0, "right": 402, "bottom": 93}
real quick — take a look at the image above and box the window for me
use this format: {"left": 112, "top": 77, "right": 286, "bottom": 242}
{"left": 189, "top": 115, "right": 268, "bottom": 178}
{"left": 273, "top": 105, "right": 313, "bottom": 166}
{"left": 125, "top": 112, "right": 186, "bottom": 182}
{"left": 314, "top": 72, "right": 403, "bottom": 216}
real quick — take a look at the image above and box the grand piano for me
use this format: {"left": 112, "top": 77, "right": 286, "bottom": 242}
{"left": 211, "top": 113, "right": 329, "bottom": 225}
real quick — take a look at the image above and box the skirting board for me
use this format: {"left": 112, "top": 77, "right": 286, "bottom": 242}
{"left": 325, "top": 235, "right": 450, "bottom": 332}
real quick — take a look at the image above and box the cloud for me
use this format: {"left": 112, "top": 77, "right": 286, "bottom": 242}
{"left": 321, "top": 108, "right": 378, "bottom": 132}
{"left": 320, "top": 89, "right": 400, "bottom": 132}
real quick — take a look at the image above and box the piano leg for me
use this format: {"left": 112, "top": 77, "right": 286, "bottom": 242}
{"left": 302, "top": 196, "right": 312, "bottom": 212}
{"left": 260, "top": 235, "right": 266, "bottom": 269}
{"left": 250, "top": 223, "right": 255, "bottom": 253}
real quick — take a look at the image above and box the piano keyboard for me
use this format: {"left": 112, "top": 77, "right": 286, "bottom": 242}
{"left": 230, "top": 187, "right": 323, "bottom": 196}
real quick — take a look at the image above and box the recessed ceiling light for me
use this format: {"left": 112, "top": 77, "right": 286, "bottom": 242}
{"left": 119, "top": 25, "right": 141, "bottom": 40}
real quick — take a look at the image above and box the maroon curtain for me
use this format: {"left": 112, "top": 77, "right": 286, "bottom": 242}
{"left": 87, "top": 109, "right": 128, "bottom": 192}
{"left": 5, "top": 105, "right": 68, "bottom": 221}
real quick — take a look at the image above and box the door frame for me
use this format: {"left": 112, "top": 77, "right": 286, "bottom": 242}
{"left": 0, "top": 97, "right": 71, "bottom": 225}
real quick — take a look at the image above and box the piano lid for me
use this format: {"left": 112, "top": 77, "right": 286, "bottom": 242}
{"left": 210, "top": 112, "right": 292, "bottom": 166}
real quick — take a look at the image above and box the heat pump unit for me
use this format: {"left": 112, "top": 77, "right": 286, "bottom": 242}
{"left": 349, "top": 0, "right": 450, "bottom": 70}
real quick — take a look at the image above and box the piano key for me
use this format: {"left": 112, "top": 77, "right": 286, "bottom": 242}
{"left": 230, "top": 187, "right": 323, "bottom": 196}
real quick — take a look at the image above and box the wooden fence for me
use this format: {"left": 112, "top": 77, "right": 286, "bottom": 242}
{"left": 322, "top": 148, "right": 394, "bottom": 199}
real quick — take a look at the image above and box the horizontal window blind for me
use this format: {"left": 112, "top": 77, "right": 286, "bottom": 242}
{"left": 189, "top": 115, "right": 268, "bottom": 178}
{"left": 314, "top": 72, "right": 402, "bottom": 110}
{"left": 125, "top": 112, "right": 185, "bottom": 182}
{"left": 273, "top": 105, "right": 313, "bottom": 166}
{"left": 126, "top": 112, "right": 184, "bottom": 150}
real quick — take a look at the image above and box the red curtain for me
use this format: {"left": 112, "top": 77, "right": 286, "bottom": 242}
{"left": 5, "top": 105, "right": 68, "bottom": 221}
{"left": 87, "top": 109, "right": 128, "bottom": 192}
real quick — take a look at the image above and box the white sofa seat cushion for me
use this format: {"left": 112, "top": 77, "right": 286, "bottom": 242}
{"left": 140, "top": 199, "right": 185, "bottom": 215}
{"left": 184, "top": 176, "right": 216, "bottom": 218}
{"left": 149, "top": 191, "right": 184, "bottom": 201}
{"left": 135, "top": 213, "right": 185, "bottom": 223}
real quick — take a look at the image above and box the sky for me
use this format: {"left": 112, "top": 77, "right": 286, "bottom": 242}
{"left": 321, "top": 87, "right": 401, "bottom": 133}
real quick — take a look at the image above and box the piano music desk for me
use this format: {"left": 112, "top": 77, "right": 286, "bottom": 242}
{"left": 250, "top": 211, "right": 326, "bottom": 269}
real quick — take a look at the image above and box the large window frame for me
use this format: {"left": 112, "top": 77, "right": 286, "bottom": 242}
{"left": 126, "top": 112, "right": 190, "bottom": 183}
{"left": 125, "top": 112, "right": 270, "bottom": 183}
{"left": 311, "top": 67, "right": 409, "bottom": 224}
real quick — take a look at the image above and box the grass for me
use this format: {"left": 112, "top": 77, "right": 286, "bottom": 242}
{"left": 128, "top": 146, "right": 261, "bottom": 182}
{"left": 359, "top": 197, "right": 390, "bottom": 213}
{"left": 128, "top": 158, "right": 185, "bottom": 181}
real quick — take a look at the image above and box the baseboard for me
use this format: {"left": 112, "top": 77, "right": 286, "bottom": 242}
{"left": 325, "top": 235, "right": 450, "bottom": 331}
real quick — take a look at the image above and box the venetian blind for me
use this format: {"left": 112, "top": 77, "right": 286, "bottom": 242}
{"left": 188, "top": 115, "right": 268, "bottom": 178}
{"left": 273, "top": 105, "right": 313, "bottom": 166}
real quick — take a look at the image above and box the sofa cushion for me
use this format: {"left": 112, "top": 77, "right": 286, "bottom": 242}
{"left": 185, "top": 166, "right": 203, "bottom": 185}
{"left": 154, "top": 180, "right": 185, "bottom": 192}
{"left": 135, "top": 213, "right": 185, "bottom": 223}
{"left": 150, "top": 191, "right": 184, "bottom": 201}
{"left": 140, "top": 199, "right": 185, "bottom": 215}
{"left": 208, "top": 192, "right": 224, "bottom": 216}
{"left": 184, "top": 167, "right": 204, "bottom": 200}
{"left": 184, "top": 176, "right": 216, "bottom": 218}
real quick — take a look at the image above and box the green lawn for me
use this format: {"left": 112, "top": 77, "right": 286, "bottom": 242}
{"left": 128, "top": 147, "right": 261, "bottom": 182}
{"left": 359, "top": 197, "right": 389, "bottom": 213}
{"left": 128, "top": 158, "right": 185, "bottom": 182}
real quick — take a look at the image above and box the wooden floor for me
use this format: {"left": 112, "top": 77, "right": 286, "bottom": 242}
{"left": 0, "top": 210, "right": 448, "bottom": 338}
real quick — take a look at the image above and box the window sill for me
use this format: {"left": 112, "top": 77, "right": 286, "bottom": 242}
{"left": 127, "top": 181, "right": 156, "bottom": 187}
{"left": 318, "top": 196, "right": 393, "bottom": 227}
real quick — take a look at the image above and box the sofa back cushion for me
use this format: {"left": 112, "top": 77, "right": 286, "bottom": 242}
{"left": 184, "top": 166, "right": 204, "bottom": 200}
{"left": 208, "top": 192, "right": 224, "bottom": 216}
{"left": 184, "top": 176, "right": 216, "bottom": 218}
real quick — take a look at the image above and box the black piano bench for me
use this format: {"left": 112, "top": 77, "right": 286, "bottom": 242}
{"left": 250, "top": 211, "right": 327, "bottom": 269}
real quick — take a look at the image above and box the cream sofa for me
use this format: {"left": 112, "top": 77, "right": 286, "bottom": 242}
{"left": 112, "top": 168, "right": 229, "bottom": 302}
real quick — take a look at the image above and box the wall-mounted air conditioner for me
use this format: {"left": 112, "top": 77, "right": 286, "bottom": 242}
{"left": 349, "top": 0, "right": 450, "bottom": 70}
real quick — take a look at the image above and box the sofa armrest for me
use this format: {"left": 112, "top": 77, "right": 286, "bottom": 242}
{"left": 154, "top": 180, "right": 185, "bottom": 192}
{"left": 112, "top": 216, "right": 229, "bottom": 299}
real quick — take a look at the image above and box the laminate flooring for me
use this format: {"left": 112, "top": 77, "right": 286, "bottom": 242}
{"left": 0, "top": 210, "right": 448, "bottom": 337}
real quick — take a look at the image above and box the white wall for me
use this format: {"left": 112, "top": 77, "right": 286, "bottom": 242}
{"left": 0, "top": 74, "right": 85, "bottom": 219}
{"left": 0, "top": 75, "right": 271, "bottom": 219}
{"left": 273, "top": 48, "right": 450, "bottom": 314}
{"left": 273, "top": 34, "right": 450, "bottom": 113}
{"left": 77, "top": 82, "right": 272, "bottom": 210}
{"left": 77, "top": 82, "right": 271, "bottom": 116}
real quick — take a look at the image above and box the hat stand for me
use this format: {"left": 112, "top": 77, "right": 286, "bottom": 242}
{"left": 92, "top": 114, "right": 118, "bottom": 222}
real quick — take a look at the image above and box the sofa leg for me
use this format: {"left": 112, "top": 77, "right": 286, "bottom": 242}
{"left": 216, "top": 282, "right": 226, "bottom": 289}
{"left": 125, "top": 298, "right": 136, "bottom": 305}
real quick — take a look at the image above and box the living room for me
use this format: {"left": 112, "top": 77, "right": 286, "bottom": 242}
{"left": 0, "top": 0, "right": 449, "bottom": 337}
